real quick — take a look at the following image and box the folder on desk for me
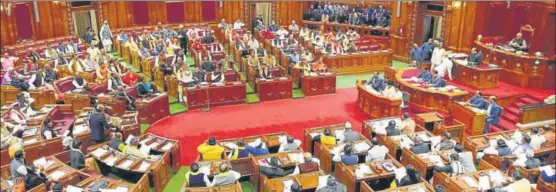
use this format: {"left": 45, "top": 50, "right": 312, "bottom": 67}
{"left": 66, "top": 185, "right": 83, "bottom": 192}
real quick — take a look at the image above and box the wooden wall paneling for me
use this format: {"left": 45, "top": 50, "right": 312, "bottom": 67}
{"left": 148, "top": 1, "right": 167, "bottom": 25}
{"left": 36, "top": 1, "right": 54, "bottom": 40}
{"left": 0, "top": 2, "right": 18, "bottom": 47}
{"left": 184, "top": 1, "right": 202, "bottom": 23}
{"left": 50, "top": 2, "right": 68, "bottom": 38}
{"left": 276, "top": 1, "right": 303, "bottom": 26}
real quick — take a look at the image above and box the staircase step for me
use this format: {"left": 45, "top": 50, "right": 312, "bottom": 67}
{"left": 505, "top": 107, "right": 521, "bottom": 116}
{"left": 513, "top": 101, "right": 528, "bottom": 107}
{"left": 502, "top": 113, "right": 520, "bottom": 124}
{"left": 493, "top": 118, "right": 517, "bottom": 131}
{"left": 519, "top": 96, "right": 542, "bottom": 104}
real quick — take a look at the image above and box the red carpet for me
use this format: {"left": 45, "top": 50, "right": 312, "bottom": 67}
{"left": 147, "top": 88, "right": 369, "bottom": 165}
{"left": 447, "top": 79, "right": 554, "bottom": 100}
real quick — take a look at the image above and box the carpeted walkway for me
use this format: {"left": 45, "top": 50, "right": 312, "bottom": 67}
{"left": 147, "top": 87, "right": 368, "bottom": 165}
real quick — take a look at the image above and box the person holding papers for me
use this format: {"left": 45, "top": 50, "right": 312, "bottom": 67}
{"left": 467, "top": 91, "right": 488, "bottom": 110}
{"left": 212, "top": 163, "right": 241, "bottom": 186}
{"left": 433, "top": 153, "right": 465, "bottom": 177}
{"left": 245, "top": 139, "right": 269, "bottom": 156}
{"left": 383, "top": 84, "right": 403, "bottom": 99}
{"left": 393, "top": 166, "right": 421, "bottom": 187}
{"left": 185, "top": 162, "right": 212, "bottom": 187}
{"left": 278, "top": 136, "right": 302, "bottom": 152}
{"left": 365, "top": 138, "right": 389, "bottom": 162}
{"left": 483, "top": 96, "right": 502, "bottom": 134}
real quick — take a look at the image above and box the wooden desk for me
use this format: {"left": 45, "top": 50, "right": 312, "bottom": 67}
{"left": 452, "top": 102, "right": 487, "bottom": 136}
{"left": 77, "top": 175, "right": 150, "bottom": 192}
{"left": 432, "top": 169, "right": 519, "bottom": 192}
{"left": 136, "top": 93, "right": 170, "bottom": 124}
{"left": 452, "top": 59, "right": 501, "bottom": 89}
{"left": 357, "top": 80, "right": 402, "bottom": 119}
{"left": 301, "top": 73, "right": 337, "bottom": 96}
{"left": 186, "top": 82, "right": 246, "bottom": 109}
{"left": 400, "top": 147, "right": 452, "bottom": 180}
{"left": 0, "top": 85, "right": 19, "bottom": 105}
{"left": 463, "top": 127, "right": 555, "bottom": 165}
{"left": 319, "top": 139, "right": 371, "bottom": 174}
{"left": 537, "top": 175, "right": 556, "bottom": 192}
{"left": 475, "top": 38, "right": 555, "bottom": 89}
{"left": 361, "top": 181, "right": 434, "bottom": 192}
{"left": 251, "top": 151, "right": 303, "bottom": 191}
{"left": 182, "top": 181, "right": 244, "bottom": 192}
{"left": 89, "top": 145, "right": 172, "bottom": 192}
{"left": 262, "top": 171, "right": 324, "bottom": 192}
{"left": 30, "top": 88, "right": 56, "bottom": 109}
{"left": 256, "top": 77, "right": 293, "bottom": 101}
{"left": 395, "top": 68, "right": 468, "bottom": 114}
{"left": 334, "top": 156, "right": 402, "bottom": 192}
{"left": 519, "top": 102, "right": 556, "bottom": 124}
{"left": 302, "top": 124, "right": 347, "bottom": 157}
{"left": 139, "top": 133, "right": 181, "bottom": 171}
{"left": 322, "top": 50, "right": 393, "bottom": 75}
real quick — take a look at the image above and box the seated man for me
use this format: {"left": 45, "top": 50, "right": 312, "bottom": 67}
{"left": 343, "top": 122, "right": 360, "bottom": 143}
{"left": 483, "top": 96, "right": 502, "bottom": 134}
{"left": 1, "top": 69, "right": 28, "bottom": 92}
{"left": 71, "top": 76, "right": 88, "bottom": 93}
{"left": 428, "top": 70, "right": 445, "bottom": 88}
{"left": 122, "top": 137, "right": 147, "bottom": 159}
{"left": 108, "top": 71, "right": 126, "bottom": 92}
{"left": 28, "top": 70, "right": 46, "bottom": 90}
{"left": 375, "top": 120, "right": 401, "bottom": 136}
{"left": 108, "top": 132, "right": 124, "bottom": 151}
{"left": 433, "top": 133, "right": 456, "bottom": 151}
{"left": 529, "top": 127, "right": 547, "bottom": 150}
{"left": 44, "top": 64, "right": 57, "bottom": 84}
{"left": 467, "top": 48, "right": 483, "bottom": 66}
{"left": 454, "top": 144, "right": 476, "bottom": 173}
{"left": 399, "top": 113, "right": 415, "bottom": 134}
{"left": 121, "top": 69, "right": 140, "bottom": 86}
{"left": 295, "top": 153, "right": 320, "bottom": 174}
{"left": 508, "top": 32, "right": 528, "bottom": 51}
{"left": 137, "top": 77, "right": 154, "bottom": 97}
{"left": 245, "top": 139, "right": 269, "bottom": 156}
{"left": 114, "top": 85, "right": 136, "bottom": 111}
{"left": 332, "top": 145, "right": 358, "bottom": 166}
{"left": 212, "top": 163, "right": 241, "bottom": 186}
{"left": 496, "top": 139, "right": 512, "bottom": 157}
{"left": 410, "top": 136, "right": 430, "bottom": 154}
{"left": 513, "top": 150, "right": 541, "bottom": 169}
{"left": 433, "top": 153, "right": 465, "bottom": 177}
{"left": 258, "top": 156, "right": 294, "bottom": 179}
{"left": 365, "top": 138, "right": 389, "bottom": 162}
{"left": 185, "top": 162, "right": 212, "bottom": 187}
{"left": 311, "top": 128, "right": 337, "bottom": 148}
{"left": 366, "top": 72, "right": 385, "bottom": 92}
{"left": 24, "top": 165, "right": 48, "bottom": 190}
{"left": 70, "top": 140, "right": 100, "bottom": 173}
{"left": 227, "top": 140, "right": 250, "bottom": 160}
{"left": 417, "top": 67, "right": 432, "bottom": 82}
{"left": 1, "top": 52, "right": 18, "bottom": 71}
{"left": 0, "top": 121, "right": 23, "bottom": 150}
{"left": 10, "top": 150, "right": 28, "bottom": 180}
{"left": 278, "top": 136, "right": 302, "bottom": 152}
{"left": 395, "top": 166, "right": 422, "bottom": 187}
{"left": 201, "top": 57, "right": 215, "bottom": 72}
{"left": 504, "top": 171, "right": 531, "bottom": 192}
{"left": 318, "top": 176, "right": 347, "bottom": 192}
{"left": 467, "top": 91, "right": 488, "bottom": 110}
{"left": 209, "top": 67, "right": 225, "bottom": 84}
{"left": 197, "top": 137, "right": 225, "bottom": 160}
{"left": 383, "top": 84, "right": 402, "bottom": 99}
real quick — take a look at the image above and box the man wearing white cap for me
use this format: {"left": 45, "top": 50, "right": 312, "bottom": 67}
{"left": 343, "top": 122, "right": 360, "bottom": 143}
{"left": 100, "top": 20, "right": 113, "bottom": 52}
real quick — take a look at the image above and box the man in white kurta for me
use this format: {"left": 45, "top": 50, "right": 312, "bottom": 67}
{"left": 430, "top": 43, "right": 445, "bottom": 73}
{"left": 100, "top": 20, "right": 113, "bottom": 52}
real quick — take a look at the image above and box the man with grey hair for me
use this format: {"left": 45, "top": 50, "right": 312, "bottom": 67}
{"left": 100, "top": 20, "right": 113, "bottom": 52}
{"left": 212, "top": 163, "right": 241, "bottom": 186}
{"left": 343, "top": 121, "right": 360, "bottom": 142}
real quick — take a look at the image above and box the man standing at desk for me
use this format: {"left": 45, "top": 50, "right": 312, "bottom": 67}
{"left": 484, "top": 96, "right": 502, "bottom": 134}
{"left": 89, "top": 108, "right": 109, "bottom": 144}
{"left": 508, "top": 32, "right": 528, "bottom": 51}
{"left": 467, "top": 48, "right": 483, "bottom": 66}
{"left": 468, "top": 91, "right": 488, "bottom": 110}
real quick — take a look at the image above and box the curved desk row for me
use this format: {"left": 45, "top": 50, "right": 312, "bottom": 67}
{"left": 394, "top": 68, "right": 468, "bottom": 114}
{"left": 185, "top": 83, "right": 246, "bottom": 109}
{"left": 452, "top": 59, "right": 501, "bottom": 89}
{"left": 321, "top": 50, "right": 393, "bottom": 75}
{"left": 475, "top": 38, "right": 555, "bottom": 89}
{"left": 356, "top": 80, "right": 401, "bottom": 119}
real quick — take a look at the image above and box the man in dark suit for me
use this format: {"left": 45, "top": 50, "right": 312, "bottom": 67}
{"left": 89, "top": 107, "right": 109, "bottom": 144}
{"left": 177, "top": 25, "right": 188, "bottom": 55}
{"left": 467, "top": 91, "right": 488, "bottom": 110}
{"left": 84, "top": 27, "right": 94, "bottom": 45}
{"left": 467, "top": 48, "right": 483, "bottom": 66}
{"left": 483, "top": 96, "right": 502, "bottom": 134}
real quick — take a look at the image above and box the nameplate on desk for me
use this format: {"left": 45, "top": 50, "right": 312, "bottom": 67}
{"left": 24, "top": 138, "right": 38, "bottom": 145}
{"left": 279, "top": 77, "right": 288, "bottom": 81}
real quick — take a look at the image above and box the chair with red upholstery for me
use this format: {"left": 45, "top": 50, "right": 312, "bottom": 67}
{"left": 370, "top": 45, "right": 379, "bottom": 51}
{"left": 359, "top": 46, "right": 370, "bottom": 52}
{"left": 53, "top": 77, "right": 75, "bottom": 95}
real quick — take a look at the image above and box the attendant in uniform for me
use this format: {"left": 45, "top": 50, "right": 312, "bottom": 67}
{"left": 430, "top": 43, "right": 445, "bottom": 73}
{"left": 197, "top": 137, "right": 225, "bottom": 160}
{"left": 420, "top": 39, "right": 435, "bottom": 61}
{"left": 483, "top": 96, "right": 502, "bottom": 134}
{"left": 467, "top": 48, "right": 482, "bottom": 66}
{"left": 410, "top": 43, "right": 424, "bottom": 62}
{"left": 467, "top": 91, "right": 488, "bottom": 110}
{"left": 399, "top": 113, "right": 415, "bottom": 134}
{"left": 185, "top": 163, "right": 211, "bottom": 187}
{"left": 508, "top": 32, "right": 528, "bottom": 51}
{"left": 100, "top": 21, "right": 113, "bottom": 52}
{"left": 89, "top": 108, "right": 109, "bottom": 144}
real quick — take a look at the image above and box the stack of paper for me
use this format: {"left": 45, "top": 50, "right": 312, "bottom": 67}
{"left": 49, "top": 170, "right": 66, "bottom": 180}
{"left": 461, "top": 176, "right": 479, "bottom": 188}
{"left": 355, "top": 164, "right": 373, "bottom": 179}
{"left": 316, "top": 175, "right": 331, "bottom": 190}
{"left": 353, "top": 142, "right": 371, "bottom": 153}
{"left": 139, "top": 145, "right": 151, "bottom": 156}
{"left": 539, "top": 165, "right": 555, "bottom": 176}
{"left": 74, "top": 124, "right": 89, "bottom": 134}
{"left": 24, "top": 138, "right": 38, "bottom": 145}
{"left": 105, "top": 156, "right": 118, "bottom": 166}
{"left": 288, "top": 153, "right": 305, "bottom": 164}
{"left": 282, "top": 179, "right": 294, "bottom": 192}
{"left": 138, "top": 162, "right": 151, "bottom": 172}
{"left": 92, "top": 148, "right": 108, "bottom": 158}
{"left": 119, "top": 160, "right": 134, "bottom": 169}
{"left": 278, "top": 135, "right": 288, "bottom": 144}
{"left": 33, "top": 157, "right": 47, "bottom": 168}
{"left": 161, "top": 143, "right": 173, "bottom": 151}
{"left": 67, "top": 185, "right": 83, "bottom": 192}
